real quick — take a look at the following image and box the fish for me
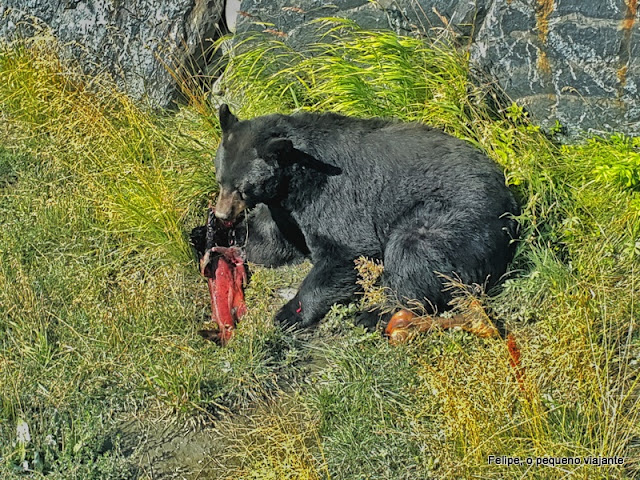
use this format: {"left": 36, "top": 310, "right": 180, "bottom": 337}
{"left": 192, "top": 208, "right": 249, "bottom": 345}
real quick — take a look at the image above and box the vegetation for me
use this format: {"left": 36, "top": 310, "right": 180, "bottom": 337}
{"left": 1, "top": 19, "right": 638, "bottom": 479}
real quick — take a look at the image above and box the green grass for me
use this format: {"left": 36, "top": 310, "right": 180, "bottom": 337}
{"left": 0, "top": 35, "right": 307, "bottom": 478}
{"left": 1, "top": 21, "right": 639, "bottom": 479}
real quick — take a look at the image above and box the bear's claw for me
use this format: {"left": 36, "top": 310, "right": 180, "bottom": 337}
{"left": 274, "top": 298, "right": 304, "bottom": 330}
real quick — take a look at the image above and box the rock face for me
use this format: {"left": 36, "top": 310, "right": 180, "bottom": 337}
{"left": 472, "top": 0, "right": 640, "bottom": 138}
{"left": 0, "top": 0, "right": 638, "bottom": 137}
{"left": 233, "top": 0, "right": 489, "bottom": 45}
{"left": 235, "top": 0, "right": 640, "bottom": 139}
{"left": 0, "top": 0, "right": 226, "bottom": 108}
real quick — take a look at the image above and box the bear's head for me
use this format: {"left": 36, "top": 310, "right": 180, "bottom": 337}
{"left": 213, "top": 104, "right": 341, "bottom": 222}
{"left": 213, "top": 104, "right": 288, "bottom": 222}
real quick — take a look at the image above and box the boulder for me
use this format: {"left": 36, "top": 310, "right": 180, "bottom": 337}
{"left": 1, "top": 0, "right": 638, "bottom": 137}
{"left": 234, "top": 0, "right": 640, "bottom": 139}
{"left": 0, "top": 0, "right": 226, "bottom": 108}
{"left": 471, "top": 0, "right": 640, "bottom": 138}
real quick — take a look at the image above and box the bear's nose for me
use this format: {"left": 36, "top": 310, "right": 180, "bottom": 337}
{"left": 214, "top": 209, "right": 231, "bottom": 221}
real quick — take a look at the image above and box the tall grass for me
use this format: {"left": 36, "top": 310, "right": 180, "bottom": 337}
{"left": 0, "top": 34, "right": 306, "bottom": 477}
{"left": 0, "top": 36, "right": 218, "bottom": 265}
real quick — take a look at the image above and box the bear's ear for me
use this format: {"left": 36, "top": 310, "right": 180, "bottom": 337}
{"left": 219, "top": 104, "right": 238, "bottom": 132}
{"left": 265, "top": 137, "right": 342, "bottom": 176}
{"left": 264, "top": 138, "right": 294, "bottom": 160}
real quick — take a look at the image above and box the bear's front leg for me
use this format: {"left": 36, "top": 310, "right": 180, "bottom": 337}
{"left": 274, "top": 256, "right": 360, "bottom": 329}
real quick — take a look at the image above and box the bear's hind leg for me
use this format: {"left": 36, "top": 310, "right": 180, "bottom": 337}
{"left": 382, "top": 221, "right": 463, "bottom": 313}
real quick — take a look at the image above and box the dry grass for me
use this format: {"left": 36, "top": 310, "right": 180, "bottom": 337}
{"left": 201, "top": 397, "right": 329, "bottom": 480}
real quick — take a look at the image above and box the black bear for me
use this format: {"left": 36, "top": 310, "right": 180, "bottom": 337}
{"left": 213, "top": 104, "right": 518, "bottom": 329}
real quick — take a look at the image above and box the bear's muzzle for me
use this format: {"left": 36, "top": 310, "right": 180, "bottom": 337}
{"left": 215, "top": 188, "right": 247, "bottom": 222}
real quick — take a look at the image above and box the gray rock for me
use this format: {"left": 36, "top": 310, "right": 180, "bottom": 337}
{"left": 554, "top": 0, "right": 624, "bottom": 21}
{"left": 472, "top": 0, "right": 640, "bottom": 138}
{"left": 235, "top": 0, "right": 488, "bottom": 39}
{"left": 0, "top": 0, "right": 225, "bottom": 108}
{"left": 234, "top": 0, "right": 640, "bottom": 138}
{"left": 1, "top": 0, "right": 638, "bottom": 137}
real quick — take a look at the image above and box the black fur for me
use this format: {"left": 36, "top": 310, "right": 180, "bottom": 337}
{"left": 190, "top": 204, "right": 308, "bottom": 268}
{"left": 236, "top": 204, "right": 308, "bottom": 268}
{"left": 214, "top": 106, "right": 519, "bottom": 328}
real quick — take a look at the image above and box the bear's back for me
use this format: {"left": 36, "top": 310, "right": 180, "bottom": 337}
{"left": 279, "top": 112, "right": 512, "bottom": 219}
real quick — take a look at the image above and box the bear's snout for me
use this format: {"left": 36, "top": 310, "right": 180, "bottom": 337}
{"left": 215, "top": 188, "right": 247, "bottom": 222}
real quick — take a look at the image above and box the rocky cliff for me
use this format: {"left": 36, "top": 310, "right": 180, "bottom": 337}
{"left": 473, "top": 0, "right": 639, "bottom": 137}
{"left": 0, "top": 0, "right": 226, "bottom": 107}
{"left": 235, "top": 0, "right": 640, "bottom": 138}
{"left": 1, "top": 0, "right": 638, "bottom": 138}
